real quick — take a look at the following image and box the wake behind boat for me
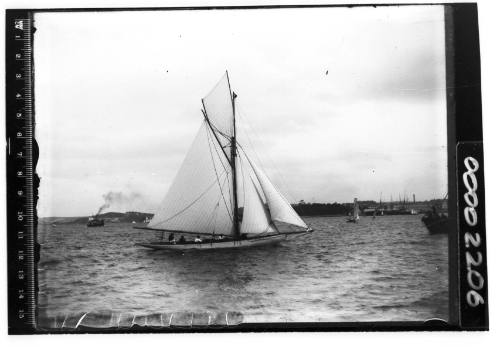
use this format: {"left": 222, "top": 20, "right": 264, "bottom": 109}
{"left": 135, "top": 72, "right": 313, "bottom": 250}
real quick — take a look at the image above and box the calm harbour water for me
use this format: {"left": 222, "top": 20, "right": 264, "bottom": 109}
{"left": 38, "top": 215, "right": 448, "bottom": 323}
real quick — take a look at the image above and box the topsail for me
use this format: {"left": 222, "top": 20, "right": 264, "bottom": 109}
{"left": 148, "top": 72, "right": 309, "bottom": 238}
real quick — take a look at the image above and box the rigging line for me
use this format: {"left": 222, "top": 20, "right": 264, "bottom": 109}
{"left": 249, "top": 167, "right": 277, "bottom": 232}
{"left": 210, "top": 128, "right": 232, "bottom": 177}
{"left": 212, "top": 173, "right": 232, "bottom": 232}
{"left": 225, "top": 169, "right": 232, "bottom": 211}
{"left": 206, "top": 124, "right": 233, "bottom": 221}
{"left": 237, "top": 147, "right": 276, "bottom": 232}
{"left": 236, "top": 108, "right": 298, "bottom": 204}
{"left": 238, "top": 145, "right": 307, "bottom": 228}
{"left": 237, "top": 143, "right": 290, "bottom": 205}
{"left": 238, "top": 152, "right": 246, "bottom": 207}
{"left": 206, "top": 123, "right": 233, "bottom": 213}
{"left": 207, "top": 200, "right": 219, "bottom": 233}
{"left": 211, "top": 125, "right": 232, "bottom": 141}
{"left": 235, "top": 110, "right": 265, "bottom": 168}
{"left": 209, "top": 173, "right": 231, "bottom": 233}
{"left": 204, "top": 115, "right": 232, "bottom": 141}
{"left": 217, "top": 171, "right": 232, "bottom": 220}
{"left": 201, "top": 107, "right": 231, "bottom": 164}
{"left": 203, "top": 175, "right": 230, "bottom": 235}
{"left": 205, "top": 121, "right": 231, "bottom": 175}
{"left": 150, "top": 177, "right": 222, "bottom": 227}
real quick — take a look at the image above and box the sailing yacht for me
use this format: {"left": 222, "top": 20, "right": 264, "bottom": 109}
{"left": 135, "top": 72, "right": 313, "bottom": 250}
{"left": 346, "top": 198, "right": 360, "bottom": 223}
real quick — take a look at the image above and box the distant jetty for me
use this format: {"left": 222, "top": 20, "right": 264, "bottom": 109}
{"left": 292, "top": 202, "right": 348, "bottom": 217}
{"left": 292, "top": 198, "right": 447, "bottom": 217}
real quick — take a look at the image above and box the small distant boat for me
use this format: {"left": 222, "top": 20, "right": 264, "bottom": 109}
{"left": 421, "top": 207, "right": 449, "bottom": 234}
{"left": 135, "top": 72, "right": 313, "bottom": 250}
{"left": 347, "top": 198, "right": 360, "bottom": 223}
{"left": 87, "top": 216, "right": 104, "bottom": 227}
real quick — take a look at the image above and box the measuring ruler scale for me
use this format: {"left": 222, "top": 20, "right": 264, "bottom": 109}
{"left": 6, "top": 10, "right": 37, "bottom": 333}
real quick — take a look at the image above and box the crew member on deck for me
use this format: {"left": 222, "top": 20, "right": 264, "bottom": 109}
{"left": 194, "top": 235, "right": 202, "bottom": 243}
{"left": 168, "top": 233, "right": 175, "bottom": 243}
{"left": 179, "top": 235, "right": 186, "bottom": 244}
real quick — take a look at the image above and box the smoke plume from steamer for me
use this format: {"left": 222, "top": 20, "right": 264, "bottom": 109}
{"left": 96, "top": 191, "right": 144, "bottom": 215}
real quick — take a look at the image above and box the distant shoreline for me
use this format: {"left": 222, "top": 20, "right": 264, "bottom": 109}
{"left": 40, "top": 199, "right": 445, "bottom": 222}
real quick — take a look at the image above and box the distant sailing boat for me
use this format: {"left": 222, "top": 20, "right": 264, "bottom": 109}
{"left": 347, "top": 198, "right": 360, "bottom": 223}
{"left": 135, "top": 72, "right": 313, "bottom": 250}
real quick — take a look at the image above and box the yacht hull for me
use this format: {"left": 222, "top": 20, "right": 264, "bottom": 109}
{"left": 135, "top": 233, "right": 305, "bottom": 251}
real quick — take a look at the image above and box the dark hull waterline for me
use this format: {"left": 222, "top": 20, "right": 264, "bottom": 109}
{"left": 135, "top": 232, "right": 310, "bottom": 251}
{"left": 87, "top": 220, "right": 104, "bottom": 227}
{"left": 421, "top": 215, "right": 449, "bottom": 234}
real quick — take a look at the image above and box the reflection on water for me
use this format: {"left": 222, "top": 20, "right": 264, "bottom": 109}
{"left": 38, "top": 215, "right": 448, "bottom": 322}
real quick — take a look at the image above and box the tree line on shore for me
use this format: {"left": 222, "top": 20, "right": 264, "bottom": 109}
{"left": 292, "top": 202, "right": 351, "bottom": 216}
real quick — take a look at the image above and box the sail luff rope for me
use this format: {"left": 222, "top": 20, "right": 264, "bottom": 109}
{"left": 201, "top": 104, "right": 231, "bottom": 164}
{"left": 211, "top": 125, "right": 232, "bottom": 142}
{"left": 236, "top": 147, "right": 280, "bottom": 234}
{"left": 205, "top": 121, "right": 231, "bottom": 178}
{"left": 238, "top": 152, "right": 246, "bottom": 208}
{"left": 247, "top": 163, "right": 279, "bottom": 234}
{"left": 207, "top": 200, "right": 219, "bottom": 234}
{"left": 205, "top": 122, "right": 234, "bottom": 221}
{"left": 227, "top": 71, "right": 240, "bottom": 239}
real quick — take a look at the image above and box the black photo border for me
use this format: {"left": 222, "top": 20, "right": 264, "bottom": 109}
{"left": 5, "top": 2, "right": 487, "bottom": 334}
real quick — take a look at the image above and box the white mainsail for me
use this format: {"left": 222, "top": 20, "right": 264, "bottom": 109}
{"left": 148, "top": 72, "right": 309, "bottom": 237}
{"left": 148, "top": 123, "right": 234, "bottom": 235}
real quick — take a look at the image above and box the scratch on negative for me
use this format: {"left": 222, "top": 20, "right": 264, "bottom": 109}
{"left": 75, "top": 312, "right": 88, "bottom": 329}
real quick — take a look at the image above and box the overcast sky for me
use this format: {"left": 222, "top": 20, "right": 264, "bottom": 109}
{"left": 35, "top": 5, "right": 447, "bottom": 217}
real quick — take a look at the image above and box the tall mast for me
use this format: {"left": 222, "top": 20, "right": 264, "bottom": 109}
{"left": 227, "top": 71, "right": 240, "bottom": 239}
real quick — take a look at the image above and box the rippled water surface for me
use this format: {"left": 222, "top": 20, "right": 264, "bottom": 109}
{"left": 38, "top": 215, "right": 448, "bottom": 322}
